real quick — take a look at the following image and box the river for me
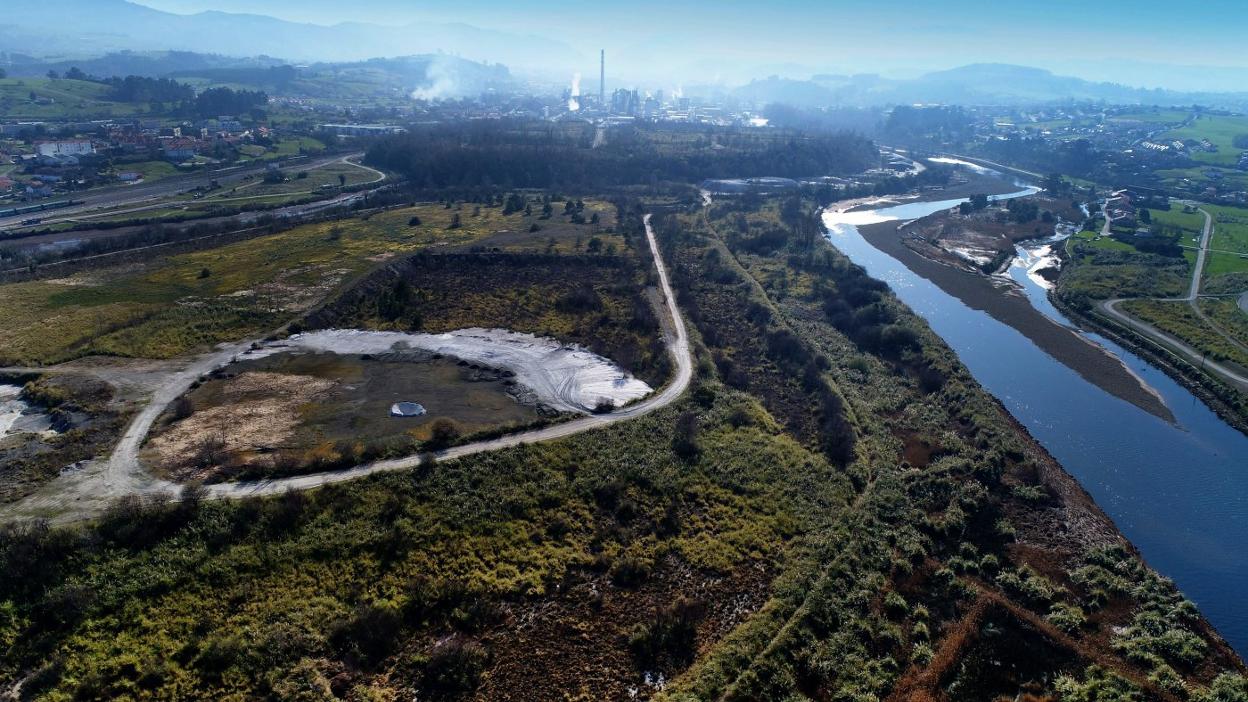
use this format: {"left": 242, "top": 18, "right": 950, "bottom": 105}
{"left": 823, "top": 194, "right": 1248, "bottom": 656}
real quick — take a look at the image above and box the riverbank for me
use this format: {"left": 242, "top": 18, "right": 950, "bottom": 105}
{"left": 829, "top": 167, "right": 1175, "bottom": 421}
{"left": 851, "top": 213, "right": 1175, "bottom": 423}
{"left": 824, "top": 186, "right": 1248, "bottom": 657}
{"left": 1053, "top": 293, "right": 1248, "bottom": 437}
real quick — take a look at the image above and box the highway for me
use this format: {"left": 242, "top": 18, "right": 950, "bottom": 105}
{"left": 0, "top": 152, "right": 371, "bottom": 231}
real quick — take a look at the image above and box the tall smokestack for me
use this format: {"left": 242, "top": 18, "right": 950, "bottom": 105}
{"left": 600, "top": 50, "right": 605, "bottom": 107}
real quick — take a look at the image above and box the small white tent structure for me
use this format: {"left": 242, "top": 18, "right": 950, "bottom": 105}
{"left": 390, "top": 401, "right": 426, "bottom": 417}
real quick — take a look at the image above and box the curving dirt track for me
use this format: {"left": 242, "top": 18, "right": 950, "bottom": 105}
{"left": 1, "top": 214, "right": 693, "bottom": 522}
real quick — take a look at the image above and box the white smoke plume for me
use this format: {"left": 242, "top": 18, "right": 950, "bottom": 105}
{"left": 410, "top": 56, "right": 457, "bottom": 101}
{"left": 568, "top": 72, "right": 581, "bottom": 111}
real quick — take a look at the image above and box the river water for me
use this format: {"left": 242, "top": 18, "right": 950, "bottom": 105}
{"left": 823, "top": 196, "right": 1248, "bottom": 655}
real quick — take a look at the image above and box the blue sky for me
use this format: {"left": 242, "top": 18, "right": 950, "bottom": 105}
{"left": 133, "top": 0, "right": 1248, "bottom": 89}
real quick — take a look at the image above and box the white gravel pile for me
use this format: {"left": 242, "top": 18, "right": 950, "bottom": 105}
{"left": 240, "top": 328, "right": 653, "bottom": 414}
{"left": 0, "top": 384, "right": 54, "bottom": 438}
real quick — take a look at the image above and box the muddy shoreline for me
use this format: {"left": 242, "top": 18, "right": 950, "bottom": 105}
{"left": 1051, "top": 294, "right": 1248, "bottom": 437}
{"left": 849, "top": 180, "right": 1176, "bottom": 423}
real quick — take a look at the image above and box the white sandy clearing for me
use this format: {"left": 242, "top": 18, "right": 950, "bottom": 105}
{"left": 0, "top": 384, "right": 54, "bottom": 439}
{"left": 238, "top": 328, "right": 653, "bottom": 414}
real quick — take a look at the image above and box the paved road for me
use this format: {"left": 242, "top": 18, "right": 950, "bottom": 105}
{"left": 1097, "top": 298, "right": 1248, "bottom": 392}
{"left": 1097, "top": 206, "right": 1248, "bottom": 392}
{"left": 1184, "top": 206, "right": 1213, "bottom": 302}
{"left": 1, "top": 213, "right": 693, "bottom": 520}
{"left": 0, "top": 152, "right": 369, "bottom": 231}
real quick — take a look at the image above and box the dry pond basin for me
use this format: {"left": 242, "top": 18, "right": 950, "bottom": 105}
{"left": 145, "top": 328, "right": 653, "bottom": 482}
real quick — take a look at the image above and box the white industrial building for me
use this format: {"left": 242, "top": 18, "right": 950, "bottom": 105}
{"left": 35, "top": 140, "right": 96, "bottom": 158}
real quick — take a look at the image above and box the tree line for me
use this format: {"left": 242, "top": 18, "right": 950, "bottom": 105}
{"left": 365, "top": 120, "right": 878, "bottom": 192}
{"left": 46, "top": 70, "right": 268, "bottom": 119}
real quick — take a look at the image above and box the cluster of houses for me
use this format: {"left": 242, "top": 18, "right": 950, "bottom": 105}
{"left": 1106, "top": 190, "right": 1140, "bottom": 231}
{"left": 1105, "top": 186, "right": 1173, "bottom": 235}
{"left": 1139, "top": 139, "right": 1189, "bottom": 154}
{"left": 104, "top": 118, "right": 270, "bottom": 163}
{"left": 2, "top": 116, "right": 270, "bottom": 164}
{"left": 1, "top": 116, "right": 276, "bottom": 201}
{"left": 0, "top": 169, "right": 61, "bottom": 199}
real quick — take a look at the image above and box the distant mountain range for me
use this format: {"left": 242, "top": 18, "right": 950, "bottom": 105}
{"left": 3, "top": 2, "right": 1247, "bottom": 109}
{"left": 0, "top": 0, "right": 581, "bottom": 70}
{"left": 723, "top": 64, "right": 1248, "bottom": 109}
{"left": 0, "top": 51, "right": 514, "bottom": 101}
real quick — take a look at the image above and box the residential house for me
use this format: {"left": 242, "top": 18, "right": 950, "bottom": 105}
{"left": 162, "top": 137, "right": 200, "bottom": 162}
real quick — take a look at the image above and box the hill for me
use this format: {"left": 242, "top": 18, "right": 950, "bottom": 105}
{"left": 0, "top": 52, "right": 514, "bottom": 104}
{"left": 724, "top": 63, "right": 1248, "bottom": 109}
{"left": 0, "top": 77, "right": 146, "bottom": 119}
{"left": 0, "top": 0, "right": 580, "bottom": 69}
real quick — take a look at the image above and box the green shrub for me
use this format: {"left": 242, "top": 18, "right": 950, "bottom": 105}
{"left": 1054, "top": 665, "right": 1143, "bottom": 702}
{"left": 329, "top": 601, "right": 402, "bottom": 666}
{"left": 1193, "top": 674, "right": 1248, "bottom": 702}
{"left": 421, "top": 638, "right": 488, "bottom": 700}
{"left": 628, "top": 598, "right": 706, "bottom": 670}
{"left": 1047, "top": 602, "right": 1086, "bottom": 634}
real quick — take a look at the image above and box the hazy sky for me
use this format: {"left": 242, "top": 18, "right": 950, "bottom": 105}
{"left": 132, "top": 0, "right": 1248, "bottom": 89}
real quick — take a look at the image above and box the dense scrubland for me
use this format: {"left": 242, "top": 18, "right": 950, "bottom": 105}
{"left": 306, "top": 248, "right": 669, "bottom": 387}
{"left": 1, "top": 191, "right": 1243, "bottom": 701}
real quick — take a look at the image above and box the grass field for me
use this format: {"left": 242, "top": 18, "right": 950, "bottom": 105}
{"left": 0, "top": 198, "right": 616, "bottom": 365}
{"left": 1061, "top": 229, "right": 1189, "bottom": 300}
{"left": 270, "top": 137, "right": 327, "bottom": 158}
{"left": 0, "top": 78, "right": 144, "bottom": 120}
{"left": 1153, "top": 166, "right": 1248, "bottom": 194}
{"left": 1122, "top": 299, "right": 1248, "bottom": 368}
{"left": 1204, "top": 252, "right": 1248, "bottom": 278}
{"left": 1206, "top": 204, "right": 1248, "bottom": 255}
{"left": 1148, "top": 207, "right": 1205, "bottom": 237}
{"left": 1198, "top": 204, "right": 1248, "bottom": 279}
{"left": 1071, "top": 228, "right": 1134, "bottom": 255}
{"left": 1162, "top": 114, "right": 1248, "bottom": 167}
{"left": 1199, "top": 298, "right": 1248, "bottom": 349}
{"left": 111, "top": 160, "right": 183, "bottom": 184}
{"left": 1025, "top": 119, "right": 1072, "bottom": 131}
{"left": 1110, "top": 109, "right": 1191, "bottom": 124}
{"left": 1146, "top": 207, "right": 1203, "bottom": 266}
{"left": 202, "top": 161, "right": 376, "bottom": 201}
